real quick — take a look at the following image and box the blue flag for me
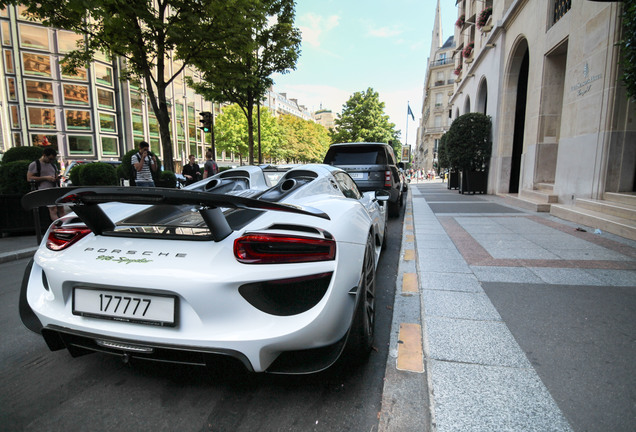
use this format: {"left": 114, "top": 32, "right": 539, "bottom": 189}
{"left": 407, "top": 104, "right": 415, "bottom": 121}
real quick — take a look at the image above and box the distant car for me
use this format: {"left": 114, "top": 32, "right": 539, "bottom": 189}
{"left": 20, "top": 164, "right": 389, "bottom": 374}
{"left": 62, "top": 160, "right": 122, "bottom": 187}
{"left": 324, "top": 142, "right": 404, "bottom": 217}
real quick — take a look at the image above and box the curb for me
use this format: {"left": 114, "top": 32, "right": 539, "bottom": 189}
{"left": 0, "top": 248, "right": 37, "bottom": 264}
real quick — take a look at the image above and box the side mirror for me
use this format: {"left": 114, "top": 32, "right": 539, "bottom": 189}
{"left": 374, "top": 190, "right": 390, "bottom": 202}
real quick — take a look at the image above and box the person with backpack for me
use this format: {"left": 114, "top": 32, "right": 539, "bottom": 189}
{"left": 26, "top": 147, "right": 65, "bottom": 221}
{"left": 131, "top": 141, "right": 157, "bottom": 187}
{"left": 202, "top": 149, "right": 218, "bottom": 179}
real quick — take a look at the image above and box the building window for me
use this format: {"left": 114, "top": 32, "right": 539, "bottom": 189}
{"left": 57, "top": 30, "right": 83, "bottom": 53}
{"left": 94, "top": 63, "right": 113, "bottom": 86}
{"left": 435, "top": 93, "right": 443, "bottom": 106}
{"left": 434, "top": 115, "right": 442, "bottom": 128}
{"left": 27, "top": 106, "right": 56, "bottom": 129}
{"left": 2, "top": 21, "right": 11, "bottom": 46}
{"left": 97, "top": 88, "right": 115, "bottom": 110}
{"left": 30, "top": 133, "right": 56, "bottom": 147}
{"left": 25, "top": 80, "right": 54, "bottom": 103}
{"left": 65, "top": 109, "right": 91, "bottom": 131}
{"left": 22, "top": 52, "right": 51, "bottom": 77}
{"left": 0, "top": 7, "right": 8, "bottom": 18}
{"left": 19, "top": 24, "right": 49, "bottom": 51}
{"left": 99, "top": 112, "right": 116, "bottom": 133}
{"left": 68, "top": 135, "right": 94, "bottom": 155}
{"left": 60, "top": 59, "right": 88, "bottom": 81}
{"left": 132, "top": 114, "right": 144, "bottom": 135}
{"left": 148, "top": 115, "right": 159, "bottom": 137}
{"left": 10, "top": 104, "right": 19, "bottom": 128}
{"left": 7, "top": 77, "right": 16, "bottom": 100}
{"left": 4, "top": 48, "right": 13, "bottom": 73}
{"left": 13, "top": 132, "right": 22, "bottom": 146}
{"left": 553, "top": 0, "right": 571, "bottom": 24}
{"left": 101, "top": 136, "right": 118, "bottom": 156}
{"left": 130, "top": 90, "right": 143, "bottom": 113}
{"left": 63, "top": 83, "right": 89, "bottom": 105}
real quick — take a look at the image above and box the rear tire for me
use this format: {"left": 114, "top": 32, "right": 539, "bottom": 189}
{"left": 344, "top": 235, "right": 376, "bottom": 362}
{"left": 388, "top": 198, "right": 400, "bottom": 217}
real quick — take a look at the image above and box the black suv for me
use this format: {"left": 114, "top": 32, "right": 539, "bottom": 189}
{"left": 324, "top": 142, "right": 404, "bottom": 216}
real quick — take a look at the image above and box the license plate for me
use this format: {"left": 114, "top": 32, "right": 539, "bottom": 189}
{"left": 349, "top": 172, "right": 365, "bottom": 179}
{"left": 73, "top": 287, "right": 177, "bottom": 326}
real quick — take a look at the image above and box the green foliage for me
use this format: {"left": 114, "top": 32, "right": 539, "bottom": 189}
{"left": 156, "top": 170, "right": 177, "bottom": 188}
{"left": 77, "top": 162, "right": 119, "bottom": 186}
{"left": 446, "top": 113, "right": 492, "bottom": 171}
{"left": 0, "top": 160, "right": 32, "bottom": 194}
{"left": 1, "top": 146, "right": 44, "bottom": 164}
{"left": 332, "top": 88, "right": 400, "bottom": 144}
{"left": 69, "top": 163, "right": 84, "bottom": 186}
{"left": 188, "top": 0, "right": 301, "bottom": 164}
{"left": 437, "top": 133, "right": 450, "bottom": 171}
{"left": 277, "top": 114, "right": 330, "bottom": 163}
{"left": 620, "top": 1, "right": 636, "bottom": 100}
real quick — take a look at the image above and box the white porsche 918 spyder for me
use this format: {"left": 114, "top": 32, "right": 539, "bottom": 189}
{"left": 20, "top": 164, "right": 389, "bottom": 374}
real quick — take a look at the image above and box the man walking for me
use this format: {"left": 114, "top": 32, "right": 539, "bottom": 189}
{"left": 27, "top": 147, "right": 65, "bottom": 221}
{"left": 131, "top": 141, "right": 158, "bottom": 187}
{"left": 203, "top": 149, "right": 219, "bottom": 179}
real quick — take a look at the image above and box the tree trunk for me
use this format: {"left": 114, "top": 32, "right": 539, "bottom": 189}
{"left": 247, "top": 103, "right": 254, "bottom": 165}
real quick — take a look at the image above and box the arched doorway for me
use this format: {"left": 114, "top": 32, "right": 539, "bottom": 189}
{"left": 477, "top": 78, "right": 488, "bottom": 114}
{"left": 463, "top": 96, "right": 471, "bottom": 114}
{"left": 501, "top": 38, "right": 530, "bottom": 194}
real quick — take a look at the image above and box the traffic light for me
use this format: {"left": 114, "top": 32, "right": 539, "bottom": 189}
{"left": 199, "top": 111, "right": 212, "bottom": 133}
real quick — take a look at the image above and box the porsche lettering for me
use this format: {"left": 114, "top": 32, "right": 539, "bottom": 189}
{"left": 83, "top": 248, "right": 187, "bottom": 258}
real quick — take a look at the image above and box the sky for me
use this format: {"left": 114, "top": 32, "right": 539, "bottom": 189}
{"left": 272, "top": 0, "right": 458, "bottom": 146}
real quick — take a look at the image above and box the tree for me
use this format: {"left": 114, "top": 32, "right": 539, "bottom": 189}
{"left": 445, "top": 113, "right": 491, "bottom": 172}
{"left": 189, "top": 0, "right": 301, "bottom": 165}
{"left": 20, "top": 0, "right": 242, "bottom": 172}
{"left": 332, "top": 88, "right": 400, "bottom": 145}
{"left": 215, "top": 104, "right": 281, "bottom": 163}
{"left": 620, "top": 1, "right": 636, "bottom": 100}
{"left": 277, "top": 115, "right": 330, "bottom": 163}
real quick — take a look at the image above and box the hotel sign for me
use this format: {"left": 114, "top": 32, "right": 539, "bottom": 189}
{"left": 571, "top": 62, "right": 601, "bottom": 97}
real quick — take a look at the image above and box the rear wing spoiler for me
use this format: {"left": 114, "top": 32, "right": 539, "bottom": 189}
{"left": 22, "top": 186, "right": 329, "bottom": 241}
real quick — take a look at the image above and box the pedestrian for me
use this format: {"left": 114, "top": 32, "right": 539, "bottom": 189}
{"left": 202, "top": 149, "right": 219, "bottom": 179}
{"left": 26, "top": 147, "right": 65, "bottom": 221}
{"left": 182, "top": 155, "right": 201, "bottom": 186}
{"left": 131, "top": 141, "right": 158, "bottom": 187}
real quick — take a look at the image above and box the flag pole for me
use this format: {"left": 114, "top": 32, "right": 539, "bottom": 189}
{"left": 406, "top": 101, "right": 409, "bottom": 146}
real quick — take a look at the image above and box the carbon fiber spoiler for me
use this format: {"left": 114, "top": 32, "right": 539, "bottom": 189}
{"left": 22, "top": 186, "right": 330, "bottom": 241}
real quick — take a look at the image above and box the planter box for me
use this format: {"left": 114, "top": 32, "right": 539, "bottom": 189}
{"left": 447, "top": 172, "right": 460, "bottom": 190}
{"left": 0, "top": 194, "right": 50, "bottom": 236}
{"left": 459, "top": 171, "right": 488, "bottom": 194}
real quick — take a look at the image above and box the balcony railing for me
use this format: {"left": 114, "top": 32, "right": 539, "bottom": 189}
{"left": 430, "top": 58, "right": 453, "bottom": 68}
{"left": 553, "top": 0, "right": 571, "bottom": 24}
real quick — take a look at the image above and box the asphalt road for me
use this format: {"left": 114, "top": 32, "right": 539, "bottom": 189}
{"left": 0, "top": 211, "right": 404, "bottom": 432}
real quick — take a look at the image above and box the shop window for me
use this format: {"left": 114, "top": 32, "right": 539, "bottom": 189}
{"left": 101, "top": 136, "right": 118, "bottom": 156}
{"left": 94, "top": 63, "right": 113, "bottom": 86}
{"left": 68, "top": 135, "right": 94, "bottom": 155}
{"left": 57, "top": 30, "right": 83, "bottom": 53}
{"left": 2, "top": 21, "right": 11, "bottom": 46}
{"left": 97, "top": 88, "right": 115, "bottom": 109}
{"left": 60, "top": 59, "right": 88, "bottom": 81}
{"left": 22, "top": 52, "right": 51, "bottom": 77}
{"left": 10, "top": 105, "right": 19, "bottom": 128}
{"left": 27, "top": 106, "right": 56, "bottom": 129}
{"left": 4, "top": 48, "right": 13, "bottom": 73}
{"left": 65, "top": 109, "right": 91, "bottom": 131}
{"left": 63, "top": 83, "right": 89, "bottom": 106}
{"left": 99, "top": 112, "right": 117, "bottom": 133}
{"left": 7, "top": 77, "right": 16, "bottom": 100}
{"left": 19, "top": 24, "right": 49, "bottom": 50}
{"left": 25, "top": 80, "right": 54, "bottom": 103}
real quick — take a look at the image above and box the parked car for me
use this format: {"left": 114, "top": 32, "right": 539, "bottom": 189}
{"left": 324, "top": 142, "right": 404, "bottom": 217}
{"left": 20, "top": 164, "right": 389, "bottom": 374}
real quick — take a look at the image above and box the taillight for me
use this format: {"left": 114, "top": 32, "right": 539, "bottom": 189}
{"left": 234, "top": 234, "right": 336, "bottom": 264}
{"left": 384, "top": 170, "right": 392, "bottom": 187}
{"left": 46, "top": 225, "right": 92, "bottom": 251}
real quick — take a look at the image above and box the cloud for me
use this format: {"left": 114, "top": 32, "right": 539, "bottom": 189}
{"left": 299, "top": 13, "right": 340, "bottom": 48}
{"left": 368, "top": 26, "right": 404, "bottom": 38}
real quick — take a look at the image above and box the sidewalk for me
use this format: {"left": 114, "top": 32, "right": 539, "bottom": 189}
{"left": 0, "top": 233, "right": 39, "bottom": 264}
{"left": 380, "top": 181, "right": 636, "bottom": 431}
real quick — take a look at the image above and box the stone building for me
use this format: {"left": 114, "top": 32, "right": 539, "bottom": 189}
{"left": 448, "top": 0, "right": 635, "bottom": 239}
{"left": 416, "top": 1, "right": 456, "bottom": 174}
